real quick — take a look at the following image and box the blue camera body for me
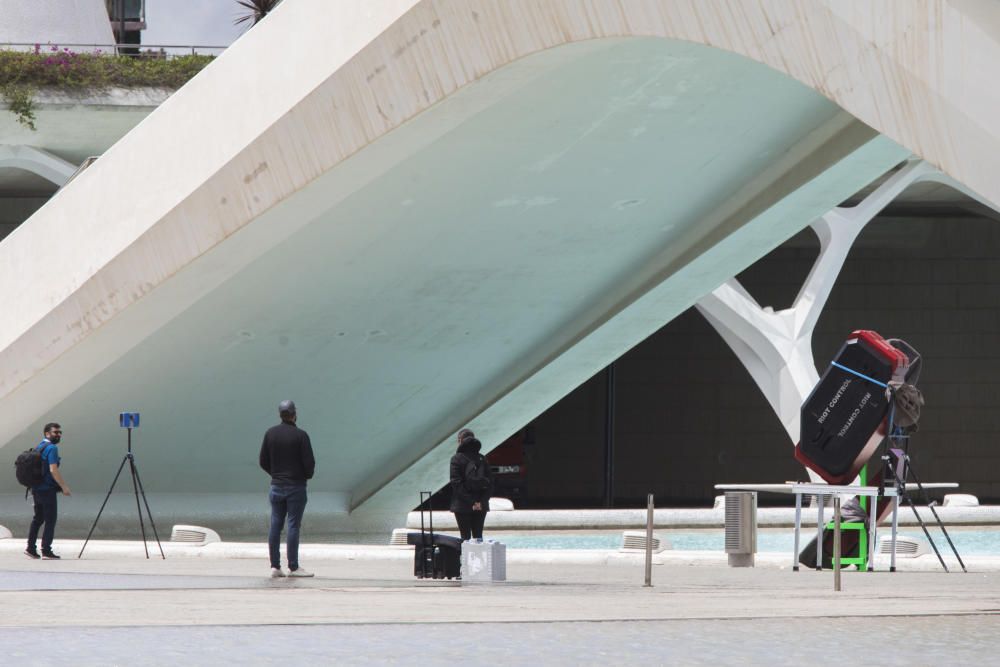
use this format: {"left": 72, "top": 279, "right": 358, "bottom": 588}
{"left": 119, "top": 412, "right": 140, "bottom": 428}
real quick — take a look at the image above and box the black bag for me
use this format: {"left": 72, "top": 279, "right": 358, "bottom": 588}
{"left": 14, "top": 445, "right": 46, "bottom": 489}
{"left": 464, "top": 456, "right": 490, "bottom": 492}
{"left": 408, "top": 491, "right": 462, "bottom": 579}
{"left": 796, "top": 330, "right": 907, "bottom": 483}
{"left": 412, "top": 541, "right": 462, "bottom": 579}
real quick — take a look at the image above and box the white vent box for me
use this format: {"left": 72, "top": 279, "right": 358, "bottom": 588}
{"left": 461, "top": 541, "right": 506, "bottom": 584}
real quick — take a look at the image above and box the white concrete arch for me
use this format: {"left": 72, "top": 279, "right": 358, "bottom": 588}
{"left": 0, "top": 145, "right": 76, "bottom": 186}
{"left": 0, "top": 0, "right": 994, "bottom": 531}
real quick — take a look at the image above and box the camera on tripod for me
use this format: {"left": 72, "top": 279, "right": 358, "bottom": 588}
{"left": 79, "top": 410, "right": 163, "bottom": 560}
{"left": 119, "top": 412, "right": 140, "bottom": 428}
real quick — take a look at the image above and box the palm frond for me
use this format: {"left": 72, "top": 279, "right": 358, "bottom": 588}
{"left": 233, "top": 0, "right": 283, "bottom": 28}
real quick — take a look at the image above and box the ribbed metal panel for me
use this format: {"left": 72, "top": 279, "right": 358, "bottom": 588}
{"left": 878, "top": 535, "right": 926, "bottom": 557}
{"left": 724, "top": 492, "right": 757, "bottom": 554}
{"left": 621, "top": 531, "right": 666, "bottom": 552}
{"left": 169, "top": 524, "right": 220, "bottom": 545}
{"left": 389, "top": 528, "right": 412, "bottom": 546}
{"left": 171, "top": 529, "right": 204, "bottom": 542}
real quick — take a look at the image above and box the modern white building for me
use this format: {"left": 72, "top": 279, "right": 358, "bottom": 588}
{"left": 2, "top": 0, "right": 999, "bottom": 535}
{"left": 0, "top": 0, "right": 114, "bottom": 47}
{"left": 1, "top": 0, "right": 160, "bottom": 241}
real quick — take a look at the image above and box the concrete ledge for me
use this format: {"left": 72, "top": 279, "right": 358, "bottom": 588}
{"left": 0, "top": 538, "right": 995, "bottom": 572}
{"left": 32, "top": 87, "right": 173, "bottom": 109}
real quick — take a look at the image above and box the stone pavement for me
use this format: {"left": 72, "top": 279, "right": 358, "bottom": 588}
{"left": 0, "top": 540, "right": 998, "bottom": 665}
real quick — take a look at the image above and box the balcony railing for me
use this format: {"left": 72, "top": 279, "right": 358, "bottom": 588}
{"left": 0, "top": 42, "right": 226, "bottom": 58}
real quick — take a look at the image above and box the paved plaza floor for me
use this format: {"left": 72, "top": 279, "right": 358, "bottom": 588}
{"left": 0, "top": 540, "right": 998, "bottom": 665}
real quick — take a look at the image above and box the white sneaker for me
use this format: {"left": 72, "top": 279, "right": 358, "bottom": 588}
{"left": 270, "top": 567, "right": 286, "bottom": 578}
{"left": 287, "top": 567, "right": 314, "bottom": 578}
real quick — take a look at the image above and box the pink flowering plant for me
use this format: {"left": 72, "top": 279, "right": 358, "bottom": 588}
{"left": 0, "top": 44, "right": 213, "bottom": 130}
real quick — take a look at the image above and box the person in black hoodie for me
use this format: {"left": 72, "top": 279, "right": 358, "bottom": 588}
{"left": 449, "top": 428, "right": 493, "bottom": 541}
{"left": 259, "top": 400, "right": 316, "bottom": 578}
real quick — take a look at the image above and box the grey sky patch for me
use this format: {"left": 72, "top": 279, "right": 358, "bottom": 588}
{"left": 143, "top": 0, "right": 246, "bottom": 48}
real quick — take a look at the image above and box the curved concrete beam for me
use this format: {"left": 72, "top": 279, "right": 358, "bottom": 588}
{"left": 5, "top": 0, "right": 999, "bottom": 354}
{"left": 6, "top": 0, "right": 998, "bottom": 395}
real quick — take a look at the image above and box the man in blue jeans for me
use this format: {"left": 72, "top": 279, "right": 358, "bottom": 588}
{"left": 26, "top": 422, "right": 72, "bottom": 560}
{"left": 259, "top": 400, "right": 316, "bottom": 578}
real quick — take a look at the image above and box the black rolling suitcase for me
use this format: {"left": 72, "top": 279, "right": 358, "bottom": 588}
{"left": 411, "top": 538, "right": 461, "bottom": 579}
{"left": 407, "top": 492, "right": 462, "bottom": 579}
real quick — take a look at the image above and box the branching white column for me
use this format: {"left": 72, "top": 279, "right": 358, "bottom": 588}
{"left": 0, "top": 145, "right": 77, "bottom": 187}
{"left": 697, "top": 159, "right": 951, "bottom": 458}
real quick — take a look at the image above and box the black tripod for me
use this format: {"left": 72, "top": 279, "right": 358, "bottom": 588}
{"left": 878, "top": 405, "right": 964, "bottom": 573}
{"left": 78, "top": 427, "right": 164, "bottom": 559}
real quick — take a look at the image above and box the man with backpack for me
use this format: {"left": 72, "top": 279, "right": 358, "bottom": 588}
{"left": 449, "top": 428, "right": 493, "bottom": 542}
{"left": 25, "top": 422, "right": 71, "bottom": 560}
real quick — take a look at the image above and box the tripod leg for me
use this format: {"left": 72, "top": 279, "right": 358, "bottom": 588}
{"left": 890, "top": 484, "right": 901, "bottom": 572}
{"left": 906, "top": 463, "right": 966, "bottom": 572}
{"left": 895, "top": 469, "right": 948, "bottom": 572}
{"left": 127, "top": 457, "right": 150, "bottom": 559}
{"left": 130, "top": 458, "right": 165, "bottom": 559}
{"left": 909, "top": 497, "right": 949, "bottom": 572}
{"left": 925, "top": 503, "right": 966, "bottom": 572}
{"left": 78, "top": 455, "right": 129, "bottom": 559}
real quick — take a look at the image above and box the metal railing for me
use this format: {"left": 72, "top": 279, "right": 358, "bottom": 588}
{"left": 0, "top": 42, "right": 227, "bottom": 58}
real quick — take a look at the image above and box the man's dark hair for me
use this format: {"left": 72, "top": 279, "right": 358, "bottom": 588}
{"left": 43, "top": 422, "right": 61, "bottom": 435}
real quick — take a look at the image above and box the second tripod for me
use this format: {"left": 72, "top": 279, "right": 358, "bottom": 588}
{"left": 78, "top": 424, "right": 164, "bottom": 559}
{"left": 881, "top": 445, "right": 965, "bottom": 573}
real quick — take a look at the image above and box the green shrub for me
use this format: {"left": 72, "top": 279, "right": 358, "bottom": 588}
{"left": 0, "top": 46, "right": 214, "bottom": 130}
{"left": 0, "top": 83, "right": 36, "bottom": 130}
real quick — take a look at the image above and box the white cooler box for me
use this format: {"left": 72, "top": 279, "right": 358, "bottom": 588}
{"left": 461, "top": 541, "right": 506, "bottom": 583}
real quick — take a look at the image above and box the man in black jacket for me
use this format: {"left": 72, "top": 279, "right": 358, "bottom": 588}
{"left": 259, "top": 400, "right": 316, "bottom": 578}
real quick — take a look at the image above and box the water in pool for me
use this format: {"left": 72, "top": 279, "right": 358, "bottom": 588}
{"left": 482, "top": 527, "right": 1000, "bottom": 555}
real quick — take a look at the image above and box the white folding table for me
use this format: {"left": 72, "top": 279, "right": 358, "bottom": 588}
{"left": 716, "top": 482, "right": 900, "bottom": 571}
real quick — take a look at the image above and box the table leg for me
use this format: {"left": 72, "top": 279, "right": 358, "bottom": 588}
{"left": 793, "top": 492, "right": 802, "bottom": 571}
{"left": 816, "top": 493, "right": 824, "bottom": 571}
{"left": 867, "top": 491, "right": 877, "bottom": 572}
{"left": 833, "top": 496, "right": 842, "bottom": 591}
{"left": 890, "top": 493, "right": 899, "bottom": 572}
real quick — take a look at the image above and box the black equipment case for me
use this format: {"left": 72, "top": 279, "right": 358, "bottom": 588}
{"left": 795, "top": 330, "right": 909, "bottom": 484}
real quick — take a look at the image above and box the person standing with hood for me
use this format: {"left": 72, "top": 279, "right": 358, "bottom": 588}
{"left": 449, "top": 428, "right": 493, "bottom": 542}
